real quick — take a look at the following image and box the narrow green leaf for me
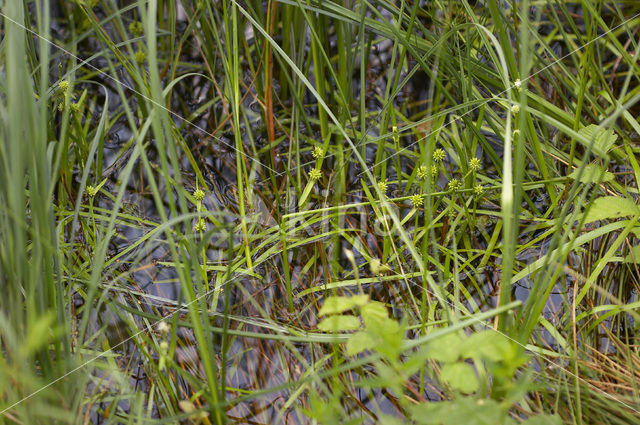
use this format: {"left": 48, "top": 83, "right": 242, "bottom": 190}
{"left": 298, "top": 179, "right": 315, "bottom": 208}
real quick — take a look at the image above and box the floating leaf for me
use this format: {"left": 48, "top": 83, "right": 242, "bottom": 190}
{"left": 319, "top": 295, "right": 369, "bottom": 316}
{"left": 317, "top": 315, "right": 361, "bottom": 332}
{"left": 440, "top": 362, "right": 479, "bottom": 393}
{"left": 578, "top": 124, "right": 618, "bottom": 157}
{"left": 584, "top": 196, "right": 639, "bottom": 223}
{"left": 568, "top": 164, "right": 613, "bottom": 183}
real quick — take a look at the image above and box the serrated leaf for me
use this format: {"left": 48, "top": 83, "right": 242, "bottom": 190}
{"left": 361, "top": 301, "right": 389, "bottom": 327}
{"left": 319, "top": 295, "right": 369, "bottom": 316}
{"left": 317, "top": 315, "right": 361, "bottom": 332}
{"left": 584, "top": 196, "right": 639, "bottom": 223}
{"left": 462, "top": 330, "right": 512, "bottom": 362}
{"left": 579, "top": 124, "right": 618, "bottom": 157}
{"left": 440, "top": 362, "right": 479, "bottom": 393}
{"left": 568, "top": 164, "right": 613, "bottom": 183}
{"left": 346, "top": 331, "right": 376, "bottom": 355}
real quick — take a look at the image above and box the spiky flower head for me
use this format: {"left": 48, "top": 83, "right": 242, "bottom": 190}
{"left": 433, "top": 148, "right": 446, "bottom": 163}
{"left": 135, "top": 50, "right": 146, "bottom": 65}
{"left": 514, "top": 79, "right": 522, "bottom": 89}
{"left": 447, "top": 178, "right": 461, "bottom": 192}
{"left": 70, "top": 102, "right": 81, "bottom": 113}
{"left": 511, "top": 104, "right": 520, "bottom": 115}
{"left": 194, "top": 218, "right": 206, "bottom": 232}
{"left": 378, "top": 179, "right": 388, "bottom": 193}
{"left": 86, "top": 185, "right": 97, "bottom": 197}
{"left": 312, "top": 145, "right": 324, "bottom": 159}
{"left": 309, "top": 168, "right": 322, "bottom": 180}
{"left": 430, "top": 164, "right": 439, "bottom": 179}
{"left": 59, "top": 80, "right": 70, "bottom": 93}
{"left": 157, "top": 322, "right": 170, "bottom": 335}
{"left": 468, "top": 157, "right": 481, "bottom": 172}
{"left": 416, "top": 165, "right": 429, "bottom": 180}
{"left": 410, "top": 194, "right": 423, "bottom": 207}
{"left": 474, "top": 184, "right": 485, "bottom": 197}
{"left": 193, "top": 188, "right": 205, "bottom": 202}
{"left": 129, "top": 21, "right": 144, "bottom": 37}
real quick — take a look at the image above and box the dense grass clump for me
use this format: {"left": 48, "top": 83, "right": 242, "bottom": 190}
{"left": 2, "top": 0, "right": 640, "bottom": 423}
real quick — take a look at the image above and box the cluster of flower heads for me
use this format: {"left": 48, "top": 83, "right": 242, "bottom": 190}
{"left": 408, "top": 147, "right": 486, "bottom": 209}
{"left": 192, "top": 188, "right": 207, "bottom": 232}
{"left": 303, "top": 139, "right": 488, "bottom": 209}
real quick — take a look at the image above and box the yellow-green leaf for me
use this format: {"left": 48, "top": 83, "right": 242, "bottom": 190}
{"left": 584, "top": 196, "right": 639, "bottom": 223}
{"left": 440, "top": 362, "right": 479, "bottom": 393}
{"left": 317, "top": 315, "right": 361, "bottom": 332}
{"left": 318, "top": 295, "right": 369, "bottom": 316}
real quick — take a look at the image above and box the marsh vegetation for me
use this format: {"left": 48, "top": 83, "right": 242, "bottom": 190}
{"left": 2, "top": 0, "right": 640, "bottom": 423}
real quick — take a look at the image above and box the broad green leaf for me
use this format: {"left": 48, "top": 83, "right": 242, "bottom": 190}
{"left": 410, "top": 398, "right": 502, "bottom": 425}
{"left": 378, "top": 414, "right": 405, "bottom": 425}
{"left": 403, "top": 347, "right": 433, "bottom": 374}
{"left": 361, "top": 301, "right": 389, "bottom": 326}
{"left": 522, "top": 414, "right": 562, "bottom": 425}
{"left": 317, "top": 315, "right": 361, "bottom": 332}
{"left": 568, "top": 164, "right": 613, "bottom": 183}
{"left": 346, "top": 331, "right": 376, "bottom": 355}
{"left": 424, "top": 332, "right": 463, "bottom": 362}
{"left": 368, "top": 360, "right": 405, "bottom": 395}
{"left": 319, "top": 295, "right": 369, "bottom": 316}
{"left": 462, "top": 330, "right": 512, "bottom": 362}
{"left": 584, "top": 196, "right": 639, "bottom": 223}
{"left": 440, "top": 362, "right": 479, "bottom": 393}
{"left": 578, "top": 124, "right": 618, "bottom": 157}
